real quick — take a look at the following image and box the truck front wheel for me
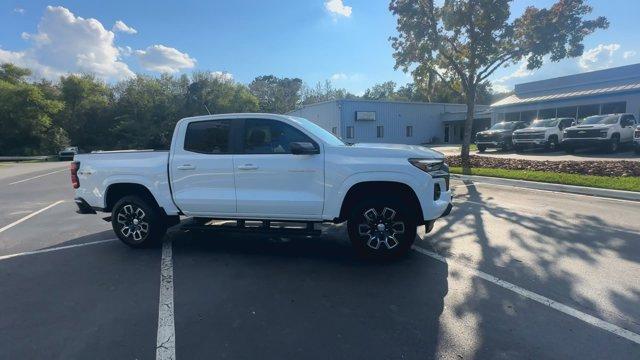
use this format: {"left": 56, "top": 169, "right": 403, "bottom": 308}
{"left": 347, "top": 196, "right": 417, "bottom": 259}
{"left": 112, "top": 195, "right": 167, "bottom": 248}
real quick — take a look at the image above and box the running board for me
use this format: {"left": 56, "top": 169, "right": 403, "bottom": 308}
{"left": 180, "top": 219, "right": 322, "bottom": 237}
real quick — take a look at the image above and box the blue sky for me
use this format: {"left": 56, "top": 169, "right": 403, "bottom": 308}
{"left": 1, "top": 1, "right": 638, "bottom": 94}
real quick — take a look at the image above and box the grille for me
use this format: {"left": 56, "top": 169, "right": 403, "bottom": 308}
{"left": 513, "top": 133, "right": 545, "bottom": 140}
{"left": 565, "top": 129, "right": 604, "bottom": 138}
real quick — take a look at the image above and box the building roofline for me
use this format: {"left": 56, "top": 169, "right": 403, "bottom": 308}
{"left": 292, "top": 98, "right": 490, "bottom": 111}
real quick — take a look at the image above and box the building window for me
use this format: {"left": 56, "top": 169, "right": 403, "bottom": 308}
{"left": 346, "top": 126, "right": 354, "bottom": 139}
{"left": 331, "top": 127, "right": 337, "bottom": 135}
{"left": 505, "top": 112, "right": 520, "bottom": 121}
{"left": 601, "top": 101, "right": 626, "bottom": 114}
{"left": 538, "top": 108, "right": 556, "bottom": 119}
{"left": 406, "top": 125, "right": 413, "bottom": 137}
{"left": 577, "top": 104, "right": 600, "bottom": 120}
{"left": 520, "top": 110, "right": 537, "bottom": 123}
{"left": 557, "top": 106, "right": 578, "bottom": 118}
{"left": 377, "top": 126, "right": 384, "bottom": 138}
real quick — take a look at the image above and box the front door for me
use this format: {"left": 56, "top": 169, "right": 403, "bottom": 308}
{"left": 233, "top": 118, "right": 324, "bottom": 218}
{"left": 170, "top": 119, "right": 237, "bottom": 215}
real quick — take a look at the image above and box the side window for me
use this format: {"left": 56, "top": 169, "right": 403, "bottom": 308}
{"left": 623, "top": 115, "right": 636, "bottom": 126}
{"left": 184, "top": 120, "right": 231, "bottom": 154}
{"left": 243, "top": 119, "right": 315, "bottom": 154}
{"left": 560, "top": 119, "right": 572, "bottom": 129}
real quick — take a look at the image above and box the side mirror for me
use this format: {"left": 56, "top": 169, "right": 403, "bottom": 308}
{"left": 290, "top": 142, "right": 319, "bottom": 155}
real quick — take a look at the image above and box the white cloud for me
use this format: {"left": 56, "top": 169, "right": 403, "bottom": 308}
{"left": 0, "top": 6, "right": 134, "bottom": 81}
{"left": 112, "top": 20, "right": 137, "bottom": 34}
{"left": 330, "top": 72, "right": 348, "bottom": 81}
{"left": 118, "top": 46, "right": 133, "bottom": 56}
{"left": 135, "top": 45, "right": 196, "bottom": 73}
{"left": 496, "top": 61, "right": 533, "bottom": 83}
{"left": 325, "top": 0, "right": 352, "bottom": 18}
{"left": 491, "top": 83, "right": 511, "bottom": 93}
{"left": 579, "top": 43, "right": 620, "bottom": 71}
{"left": 14, "top": 8, "right": 26, "bottom": 14}
{"left": 623, "top": 50, "right": 637, "bottom": 60}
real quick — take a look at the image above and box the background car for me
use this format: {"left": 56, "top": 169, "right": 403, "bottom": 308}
{"left": 475, "top": 121, "right": 527, "bottom": 152}
{"left": 512, "top": 118, "right": 574, "bottom": 152}
{"left": 562, "top": 113, "right": 637, "bottom": 153}
{"left": 58, "top": 146, "right": 78, "bottom": 160}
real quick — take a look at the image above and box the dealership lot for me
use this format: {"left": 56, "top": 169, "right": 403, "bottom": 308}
{"left": 1, "top": 163, "right": 639, "bottom": 359}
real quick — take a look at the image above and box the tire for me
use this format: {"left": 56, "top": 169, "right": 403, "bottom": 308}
{"left": 607, "top": 135, "right": 620, "bottom": 153}
{"left": 514, "top": 144, "right": 523, "bottom": 153}
{"left": 501, "top": 140, "right": 512, "bottom": 152}
{"left": 347, "top": 196, "right": 417, "bottom": 259}
{"left": 477, "top": 145, "right": 486, "bottom": 153}
{"left": 545, "top": 136, "right": 559, "bottom": 152}
{"left": 112, "top": 195, "right": 167, "bottom": 248}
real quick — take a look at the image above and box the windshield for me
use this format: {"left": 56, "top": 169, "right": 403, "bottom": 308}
{"left": 530, "top": 119, "right": 559, "bottom": 128}
{"left": 580, "top": 115, "right": 619, "bottom": 125}
{"left": 490, "top": 122, "right": 516, "bottom": 130}
{"left": 64, "top": 147, "right": 76, "bottom": 151}
{"left": 288, "top": 116, "right": 346, "bottom": 146}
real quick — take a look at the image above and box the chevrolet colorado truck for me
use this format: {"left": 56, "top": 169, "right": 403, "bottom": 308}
{"left": 512, "top": 118, "right": 574, "bottom": 152}
{"left": 562, "top": 113, "right": 637, "bottom": 153}
{"left": 475, "top": 121, "right": 527, "bottom": 152}
{"left": 71, "top": 114, "right": 452, "bottom": 258}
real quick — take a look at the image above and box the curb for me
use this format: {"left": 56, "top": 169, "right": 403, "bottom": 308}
{"left": 451, "top": 174, "right": 640, "bottom": 202}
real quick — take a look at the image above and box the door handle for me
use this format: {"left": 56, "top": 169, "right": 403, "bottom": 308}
{"left": 237, "top": 164, "right": 258, "bottom": 170}
{"left": 177, "top": 164, "right": 196, "bottom": 170}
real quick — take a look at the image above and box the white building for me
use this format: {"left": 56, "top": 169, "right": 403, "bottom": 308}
{"left": 491, "top": 63, "right": 640, "bottom": 124}
{"left": 289, "top": 99, "right": 491, "bottom": 144}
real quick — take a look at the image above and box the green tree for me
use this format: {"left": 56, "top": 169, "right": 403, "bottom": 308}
{"left": 57, "top": 74, "right": 113, "bottom": 150}
{"left": 301, "top": 80, "right": 357, "bottom": 105}
{"left": 249, "top": 75, "right": 303, "bottom": 113}
{"left": 362, "top": 81, "right": 405, "bottom": 101}
{"left": 0, "top": 64, "right": 66, "bottom": 155}
{"left": 389, "top": 0, "right": 608, "bottom": 168}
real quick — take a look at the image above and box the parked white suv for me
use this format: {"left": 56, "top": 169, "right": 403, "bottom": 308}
{"left": 562, "top": 113, "right": 637, "bottom": 153}
{"left": 71, "top": 114, "right": 452, "bottom": 258}
{"left": 512, "top": 118, "right": 574, "bottom": 152}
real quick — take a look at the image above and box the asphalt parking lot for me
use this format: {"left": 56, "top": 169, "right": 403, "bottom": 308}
{"left": 1, "top": 162, "right": 639, "bottom": 359}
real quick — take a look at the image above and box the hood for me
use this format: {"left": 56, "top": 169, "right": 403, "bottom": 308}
{"left": 350, "top": 143, "right": 444, "bottom": 159}
{"left": 477, "top": 129, "right": 510, "bottom": 135}
{"left": 567, "top": 124, "right": 614, "bottom": 130}
{"left": 514, "top": 127, "right": 550, "bottom": 133}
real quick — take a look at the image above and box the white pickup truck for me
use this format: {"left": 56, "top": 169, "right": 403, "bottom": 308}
{"left": 71, "top": 114, "right": 452, "bottom": 258}
{"left": 562, "top": 113, "right": 638, "bottom": 153}
{"left": 512, "top": 118, "right": 575, "bottom": 152}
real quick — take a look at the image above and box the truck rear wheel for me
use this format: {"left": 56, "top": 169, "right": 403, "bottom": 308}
{"left": 347, "top": 196, "right": 417, "bottom": 259}
{"left": 112, "top": 195, "right": 166, "bottom": 248}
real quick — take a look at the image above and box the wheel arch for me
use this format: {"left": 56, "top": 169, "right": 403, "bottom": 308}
{"left": 337, "top": 181, "right": 423, "bottom": 223}
{"left": 105, "top": 183, "right": 161, "bottom": 213}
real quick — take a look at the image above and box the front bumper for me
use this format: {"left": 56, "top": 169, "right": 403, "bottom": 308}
{"left": 475, "top": 140, "right": 506, "bottom": 148}
{"left": 513, "top": 139, "right": 547, "bottom": 146}
{"left": 562, "top": 138, "right": 610, "bottom": 147}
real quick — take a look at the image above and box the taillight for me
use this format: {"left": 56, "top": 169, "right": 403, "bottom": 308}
{"left": 70, "top": 161, "right": 80, "bottom": 189}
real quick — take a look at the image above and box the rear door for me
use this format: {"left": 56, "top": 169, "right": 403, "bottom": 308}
{"left": 170, "top": 119, "right": 237, "bottom": 215}
{"left": 233, "top": 118, "right": 325, "bottom": 218}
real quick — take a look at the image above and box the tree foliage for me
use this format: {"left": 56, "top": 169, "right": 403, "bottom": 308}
{"left": 249, "top": 75, "right": 303, "bottom": 114}
{"left": 389, "top": 0, "right": 608, "bottom": 167}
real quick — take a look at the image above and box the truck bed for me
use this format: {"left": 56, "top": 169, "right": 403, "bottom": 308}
{"left": 74, "top": 150, "right": 179, "bottom": 215}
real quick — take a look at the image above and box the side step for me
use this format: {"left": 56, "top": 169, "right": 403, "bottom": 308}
{"left": 180, "top": 219, "right": 322, "bottom": 237}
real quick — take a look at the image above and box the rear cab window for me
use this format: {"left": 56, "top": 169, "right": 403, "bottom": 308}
{"left": 184, "top": 120, "right": 231, "bottom": 154}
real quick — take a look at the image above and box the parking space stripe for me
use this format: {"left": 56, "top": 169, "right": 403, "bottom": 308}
{"left": 156, "top": 239, "right": 176, "bottom": 360}
{"left": 8, "top": 169, "right": 68, "bottom": 185}
{"left": 0, "top": 200, "right": 64, "bottom": 234}
{"left": 0, "top": 238, "right": 118, "bottom": 261}
{"left": 412, "top": 245, "right": 640, "bottom": 345}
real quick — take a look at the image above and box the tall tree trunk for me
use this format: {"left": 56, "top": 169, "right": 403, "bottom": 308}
{"left": 461, "top": 87, "right": 476, "bottom": 174}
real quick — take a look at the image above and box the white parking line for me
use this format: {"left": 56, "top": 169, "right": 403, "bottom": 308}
{"left": 0, "top": 239, "right": 118, "bottom": 261}
{"left": 0, "top": 200, "right": 64, "bottom": 234}
{"left": 8, "top": 169, "right": 68, "bottom": 185}
{"left": 412, "top": 245, "right": 640, "bottom": 345}
{"left": 156, "top": 239, "right": 176, "bottom": 360}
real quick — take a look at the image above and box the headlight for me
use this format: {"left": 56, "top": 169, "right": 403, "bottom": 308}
{"left": 563, "top": 130, "right": 568, "bottom": 134}
{"left": 600, "top": 130, "right": 608, "bottom": 137}
{"left": 409, "top": 158, "right": 447, "bottom": 174}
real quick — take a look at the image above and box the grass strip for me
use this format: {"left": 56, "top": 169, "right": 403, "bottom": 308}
{"left": 450, "top": 167, "right": 640, "bottom": 192}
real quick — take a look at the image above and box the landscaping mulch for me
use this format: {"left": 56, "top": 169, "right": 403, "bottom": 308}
{"left": 445, "top": 155, "right": 640, "bottom": 177}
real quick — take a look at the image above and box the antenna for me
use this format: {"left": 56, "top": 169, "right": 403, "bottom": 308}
{"left": 203, "top": 104, "right": 211, "bottom": 115}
